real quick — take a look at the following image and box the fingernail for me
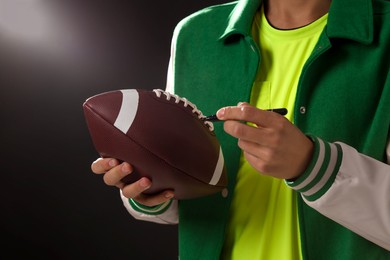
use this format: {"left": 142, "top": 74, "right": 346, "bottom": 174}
{"left": 237, "top": 102, "right": 244, "bottom": 106}
{"left": 216, "top": 108, "right": 225, "bottom": 119}
{"left": 121, "top": 163, "right": 131, "bottom": 173}
{"left": 165, "top": 192, "right": 174, "bottom": 199}
{"left": 140, "top": 178, "right": 151, "bottom": 189}
{"left": 109, "top": 159, "right": 116, "bottom": 167}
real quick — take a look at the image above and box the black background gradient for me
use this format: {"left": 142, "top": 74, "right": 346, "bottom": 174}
{"left": 0, "top": 0, "right": 226, "bottom": 258}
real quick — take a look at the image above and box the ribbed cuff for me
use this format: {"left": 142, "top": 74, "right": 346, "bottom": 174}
{"left": 286, "top": 135, "right": 343, "bottom": 201}
{"left": 129, "top": 199, "right": 173, "bottom": 215}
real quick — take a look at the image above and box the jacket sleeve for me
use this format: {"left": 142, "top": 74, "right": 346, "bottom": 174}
{"left": 287, "top": 135, "right": 390, "bottom": 251}
{"left": 120, "top": 190, "right": 179, "bottom": 224}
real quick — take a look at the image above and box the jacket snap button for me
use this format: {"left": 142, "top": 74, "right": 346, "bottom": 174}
{"left": 299, "top": 106, "right": 306, "bottom": 114}
{"left": 221, "top": 188, "right": 228, "bottom": 198}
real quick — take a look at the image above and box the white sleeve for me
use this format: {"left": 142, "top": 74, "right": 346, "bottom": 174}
{"left": 165, "top": 27, "right": 176, "bottom": 94}
{"left": 288, "top": 135, "right": 390, "bottom": 250}
{"left": 165, "top": 56, "right": 174, "bottom": 93}
{"left": 120, "top": 190, "right": 178, "bottom": 224}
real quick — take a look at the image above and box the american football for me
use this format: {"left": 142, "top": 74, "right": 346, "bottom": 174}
{"left": 83, "top": 88, "right": 227, "bottom": 199}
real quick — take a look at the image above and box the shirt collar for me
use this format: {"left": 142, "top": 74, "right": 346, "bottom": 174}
{"left": 219, "top": 0, "right": 373, "bottom": 44}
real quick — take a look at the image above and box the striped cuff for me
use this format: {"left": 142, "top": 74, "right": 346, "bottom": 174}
{"left": 129, "top": 199, "right": 173, "bottom": 215}
{"left": 286, "top": 135, "right": 343, "bottom": 201}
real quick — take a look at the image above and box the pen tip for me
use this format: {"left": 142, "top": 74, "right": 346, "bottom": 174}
{"left": 203, "top": 115, "right": 219, "bottom": 122}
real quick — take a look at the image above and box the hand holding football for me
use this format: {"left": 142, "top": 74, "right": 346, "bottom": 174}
{"left": 83, "top": 88, "right": 227, "bottom": 199}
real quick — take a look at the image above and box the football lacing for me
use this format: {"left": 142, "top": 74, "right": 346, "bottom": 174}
{"left": 153, "top": 89, "right": 214, "bottom": 131}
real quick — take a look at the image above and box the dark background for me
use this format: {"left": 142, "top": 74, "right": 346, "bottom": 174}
{"left": 0, "top": 0, "right": 226, "bottom": 259}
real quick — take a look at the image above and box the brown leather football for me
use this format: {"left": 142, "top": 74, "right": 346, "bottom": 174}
{"left": 83, "top": 88, "right": 227, "bottom": 199}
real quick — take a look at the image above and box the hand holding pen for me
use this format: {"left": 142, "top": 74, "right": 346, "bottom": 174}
{"left": 205, "top": 102, "right": 313, "bottom": 180}
{"left": 203, "top": 108, "right": 287, "bottom": 122}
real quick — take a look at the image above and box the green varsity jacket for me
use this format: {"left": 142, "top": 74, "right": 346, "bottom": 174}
{"left": 163, "top": 0, "right": 390, "bottom": 259}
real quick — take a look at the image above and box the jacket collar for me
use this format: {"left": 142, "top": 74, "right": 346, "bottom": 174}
{"left": 219, "top": 0, "right": 262, "bottom": 40}
{"left": 219, "top": 0, "right": 373, "bottom": 44}
{"left": 327, "top": 0, "right": 373, "bottom": 44}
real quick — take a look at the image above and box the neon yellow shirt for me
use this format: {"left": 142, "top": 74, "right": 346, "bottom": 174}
{"left": 222, "top": 8, "right": 327, "bottom": 260}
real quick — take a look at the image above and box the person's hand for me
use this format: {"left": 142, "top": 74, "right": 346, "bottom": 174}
{"left": 216, "top": 102, "right": 313, "bottom": 180}
{"left": 91, "top": 158, "right": 174, "bottom": 206}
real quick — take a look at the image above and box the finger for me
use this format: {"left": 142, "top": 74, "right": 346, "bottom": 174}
{"left": 132, "top": 190, "right": 175, "bottom": 207}
{"left": 102, "top": 162, "right": 133, "bottom": 186}
{"left": 238, "top": 138, "right": 265, "bottom": 156}
{"left": 239, "top": 139, "right": 278, "bottom": 162}
{"left": 217, "top": 104, "right": 279, "bottom": 127}
{"left": 91, "top": 158, "right": 119, "bottom": 174}
{"left": 121, "top": 177, "right": 175, "bottom": 207}
{"left": 223, "top": 120, "right": 261, "bottom": 142}
{"left": 237, "top": 102, "right": 251, "bottom": 107}
{"left": 224, "top": 119, "right": 282, "bottom": 148}
{"left": 121, "top": 177, "right": 152, "bottom": 197}
{"left": 243, "top": 151, "right": 274, "bottom": 174}
{"left": 223, "top": 115, "right": 289, "bottom": 147}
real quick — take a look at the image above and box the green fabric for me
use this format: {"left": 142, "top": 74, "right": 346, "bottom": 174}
{"left": 170, "top": 0, "right": 390, "bottom": 259}
{"left": 129, "top": 198, "right": 172, "bottom": 215}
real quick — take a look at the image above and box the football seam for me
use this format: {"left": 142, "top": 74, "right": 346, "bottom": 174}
{"left": 150, "top": 91, "right": 216, "bottom": 135}
{"left": 84, "top": 103, "right": 224, "bottom": 187}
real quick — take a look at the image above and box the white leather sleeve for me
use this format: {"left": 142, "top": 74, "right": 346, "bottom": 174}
{"left": 302, "top": 138, "right": 390, "bottom": 250}
{"left": 165, "top": 56, "right": 174, "bottom": 93}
